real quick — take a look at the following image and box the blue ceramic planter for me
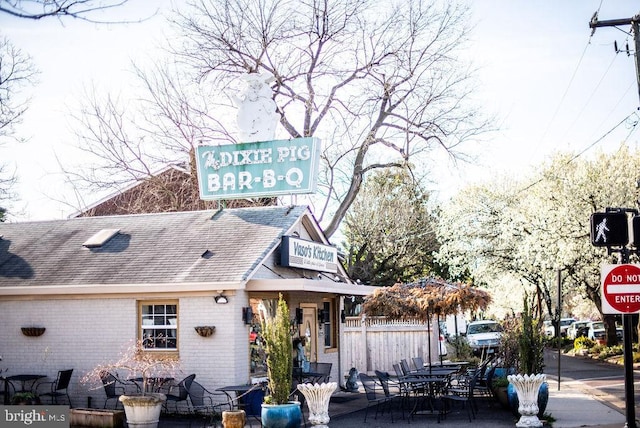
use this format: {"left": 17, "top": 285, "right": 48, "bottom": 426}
{"left": 261, "top": 402, "right": 302, "bottom": 428}
{"left": 507, "top": 380, "right": 549, "bottom": 418}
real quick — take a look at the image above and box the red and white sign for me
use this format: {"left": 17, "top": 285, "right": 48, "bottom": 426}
{"left": 601, "top": 264, "right": 640, "bottom": 314}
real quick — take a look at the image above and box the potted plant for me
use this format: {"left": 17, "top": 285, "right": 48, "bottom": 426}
{"left": 10, "top": 392, "right": 41, "bottom": 405}
{"left": 258, "top": 294, "right": 302, "bottom": 428}
{"left": 82, "top": 339, "right": 180, "bottom": 428}
{"left": 506, "top": 296, "right": 548, "bottom": 427}
{"left": 491, "top": 375, "right": 511, "bottom": 410}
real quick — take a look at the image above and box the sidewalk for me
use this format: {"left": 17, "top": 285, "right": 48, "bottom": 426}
{"left": 325, "top": 378, "right": 628, "bottom": 427}
{"left": 158, "top": 377, "right": 629, "bottom": 427}
{"left": 545, "top": 378, "right": 626, "bottom": 428}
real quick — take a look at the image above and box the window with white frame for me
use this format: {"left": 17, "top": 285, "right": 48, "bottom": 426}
{"left": 139, "top": 302, "right": 178, "bottom": 350}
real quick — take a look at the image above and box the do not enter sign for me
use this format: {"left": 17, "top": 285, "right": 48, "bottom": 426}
{"left": 601, "top": 264, "right": 640, "bottom": 314}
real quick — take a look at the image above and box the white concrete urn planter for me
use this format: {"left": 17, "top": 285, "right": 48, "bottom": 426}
{"left": 119, "top": 393, "right": 166, "bottom": 428}
{"left": 507, "top": 374, "right": 546, "bottom": 428}
{"left": 296, "top": 382, "right": 337, "bottom": 427}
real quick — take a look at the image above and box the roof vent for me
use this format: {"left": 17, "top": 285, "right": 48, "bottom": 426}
{"left": 83, "top": 228, "right": 120, "bottom": 248}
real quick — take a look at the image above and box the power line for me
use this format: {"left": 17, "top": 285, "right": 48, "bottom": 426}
{"left": 559, "top": 53, "right": 619, "bottom": 144}
{"left": 516, "top": 110, "right": 639, "bottom": 196}
{"left": 537, "top": 38, "right": 593, "bottom": 148}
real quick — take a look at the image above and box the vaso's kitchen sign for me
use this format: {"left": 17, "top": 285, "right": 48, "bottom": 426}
{"left": 280, "top": 235, "right": 338, "bottom": 273}
{"left": 195, "top": 137, "right": 321, "bottom": 200}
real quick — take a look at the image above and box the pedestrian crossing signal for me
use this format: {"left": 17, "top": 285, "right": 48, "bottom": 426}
{"left": 590, "top": 212, "right": 629, "bottom": 247}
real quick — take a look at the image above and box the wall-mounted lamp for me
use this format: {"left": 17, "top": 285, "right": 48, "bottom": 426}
{"left": 214, "top": 291, "right": 228, "bottom": 304}
{"left": 242, "top": 307, "right": 253, "bottom": 325}
{"left": 340, "top": 310, "right": 346, "bottom": 323}
{"left": 295, "top": 308, "right": 303, "bottom": 325}
{"left": 317, "top": 309, "right": 330, "bottom": 323}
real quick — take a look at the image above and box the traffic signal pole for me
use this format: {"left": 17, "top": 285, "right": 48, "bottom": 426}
{"left": 591, "top": 209, "right": 638, "bottom": 428}
{"left": 589, "top": 12, "right": 640, "bottom": 427}
{"left": 620, "top": 248, "right": 636, "bottom": 428}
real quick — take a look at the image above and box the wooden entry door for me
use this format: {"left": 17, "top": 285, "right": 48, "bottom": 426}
{"left": 300, "top": 305, "right": 317, "bottom": 362}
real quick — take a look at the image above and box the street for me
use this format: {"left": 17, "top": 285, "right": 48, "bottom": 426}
{"left": 544, "top": 348, "right": 640, "bottom": 415}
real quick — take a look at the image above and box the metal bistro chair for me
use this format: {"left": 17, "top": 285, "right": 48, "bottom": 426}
{"left": 400, "top": 359, "right": 414, "bottom": 376}
{"left": 440, "top": 368, "right": 480, "bottom": 422}
{"left": 38, "top": 369, "right": 73, "bottom": 406}
{"left": 309, "top": 362, "right": 332, "bottom": 383}
{"left": 1, "top": 378, "right": 15, "bottom": 405}
{"left": 164, "top": 373, "right": 196, "bottom": 413}
{"left": 186, "top": 380, "right": 232, "bottom": 426}
{"left": 99, "top": 371, "right": 134, "bottom": 409}
{"left": 474, "top": 363, "right": 497, "bottom": 399}
{"left": 412, "top": 357, "right": 426, "bottom": 372}
{"left": 359, "top": 373, "right": 394, "bottom": 423}
{"left": 375, "top": 370, "right": 403, "bottom": 420}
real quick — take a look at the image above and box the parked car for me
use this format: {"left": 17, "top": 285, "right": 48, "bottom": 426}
{"left": 588, "top": 321, "right": 623, "bottom": 344}
{"left": 465, "top": 320, "right": 503, "bottom": 356}
{"left": 559, "top": 318, "right": 577, "bottom": 337}
{"left": 543, "top": 318, "right": 577, "bottom": 337}
{"left": 566, "top": 320, "right": 590, "bottom": 340}
{"left": 587, "top": 321, "right": 605, "bottom": 342}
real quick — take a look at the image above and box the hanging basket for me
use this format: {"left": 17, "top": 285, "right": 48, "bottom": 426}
{"left": 194, "top": 326, "right": 216, "bottom": 337}
{"left": 21, "top": 327, "right": 46, "bottom": 337}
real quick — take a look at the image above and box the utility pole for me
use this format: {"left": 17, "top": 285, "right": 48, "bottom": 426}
{"left": 589, "top": 13, "right": 640, "bottom": 104}
{"left": 589, "top": 13, "right": 640, "bottom": 428}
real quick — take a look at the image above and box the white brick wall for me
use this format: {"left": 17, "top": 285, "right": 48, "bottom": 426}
{"left": 0, "top": 293, "right": 251, "bottom": 410}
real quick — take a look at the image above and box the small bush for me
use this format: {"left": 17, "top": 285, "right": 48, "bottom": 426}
{"left": 574, "top": 336, "right": 595, "bottom": 350}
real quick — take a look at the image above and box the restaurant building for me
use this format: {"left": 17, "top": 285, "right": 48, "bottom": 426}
{"left": 0, "top": 205, "right": 373, "bottom": 408}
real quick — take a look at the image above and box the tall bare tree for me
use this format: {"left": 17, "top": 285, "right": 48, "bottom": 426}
{"left": 1, "top": 0, "right": 137, "bottom": 217}
{"left": 0, "top": 0, "right": 132, "bottom": 21}
{"left": 0, "top": 36, "right": 36, "bottom": 209}
{"left": 70, "top": 0, "right": 489, "bottom": 235}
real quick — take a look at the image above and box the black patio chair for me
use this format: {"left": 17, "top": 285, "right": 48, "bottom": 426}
{"left": 440, "top": 368, "right": 480, "bottom": 422}
{"left": 375, "top": 370, "right": 403, "bottom": 420}
{"left": 400, "top": 359, "right": 414, "bottom": 376}
{"left": 38, "top": 369, "right": 73, "bottom": 406}
{"left": 99, "top": 371, "right": 134, "bottom": 409}
{"left": 412, "top": 356, "right": 426, "bottom": 372}
{"left": 1, "top": 378, "right": 15, "bottom": 405}
{"left": 359, "top": 372, "right": 394, "bottom": 423}
{"left": 310, "top": 362, "right": 332, "bottom": 383}
{"left": 474, "top": 363, "right": 497, "bottom": 399}
{"left": 186, "top": 380, "right": 232, "bottom": 426}
{"left": 164, "top": 373, "right": 196, "bottom": 413}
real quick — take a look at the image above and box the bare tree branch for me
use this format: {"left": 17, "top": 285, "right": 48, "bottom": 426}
{"left": 68, "top": 0, "right": 490, "bottom": 235}
{"left": 0, "top": 0, "right": 151, "bottom": 23}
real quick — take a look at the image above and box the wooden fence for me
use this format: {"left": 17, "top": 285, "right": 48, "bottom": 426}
{"left": 340, "top": 315, "right": 443, "bottom": 376}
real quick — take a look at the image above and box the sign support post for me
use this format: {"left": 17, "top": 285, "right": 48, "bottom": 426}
{"left": 592, "top": 207, "right": 639, "bottom": 428}
{"left": 618, "top": 250, "right": 636, "bottom": 428}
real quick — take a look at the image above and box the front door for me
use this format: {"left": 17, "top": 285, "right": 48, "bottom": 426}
{"left": 300, "top": 304, "right": 317, "bottom": 362}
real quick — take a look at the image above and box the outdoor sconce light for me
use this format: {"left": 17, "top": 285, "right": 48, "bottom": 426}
{"left": 214, "top": 290, "right": 228, "bottom": 304}
{"left": 295, "top": 308, "right": 303, "bottom": 325}
{"left": 242, "top": 307, "right": 253, "bottom": 324}
{"left": 340, "top": 310, "right": 346, "bottom": 323}
{"left": 317, "top": 309, "right": 330, "bottom": 323}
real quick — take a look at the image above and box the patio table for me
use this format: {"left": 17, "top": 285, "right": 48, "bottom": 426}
{"left": 216, "top": 384, "right": 265, "bottom": 419}
{"left": 2, "top": 374, "right": 47, "bottom": 404}
{"left": 401, "top": 375, "right": 449, "bottom": 420}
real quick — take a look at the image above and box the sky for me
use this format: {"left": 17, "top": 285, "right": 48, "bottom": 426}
{"left": 2, "top": 0, "right": 640, "bottom": 222}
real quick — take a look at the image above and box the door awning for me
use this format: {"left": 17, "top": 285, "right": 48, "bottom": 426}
{"left": 246, "top": 278, "right": 375, "bottom": 296}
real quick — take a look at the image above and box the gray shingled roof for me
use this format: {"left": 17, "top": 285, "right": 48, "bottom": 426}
{"left": 0, "top": 205, "right": 309, "bottom": 287}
